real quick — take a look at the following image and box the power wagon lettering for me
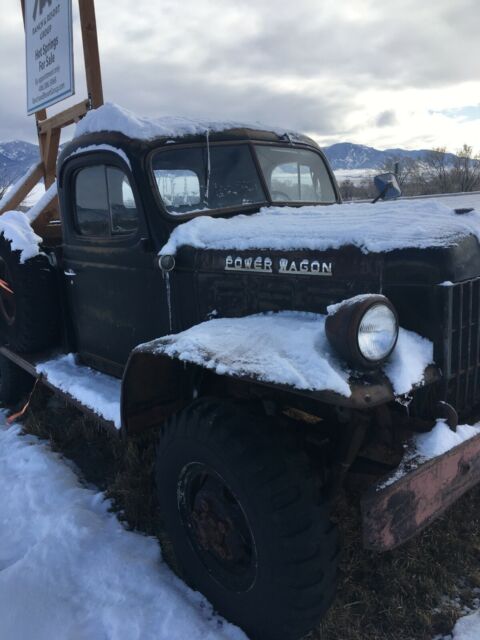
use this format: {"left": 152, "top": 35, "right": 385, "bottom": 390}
{"left": 224, "top": 255, "right": 333, "bottom": 276}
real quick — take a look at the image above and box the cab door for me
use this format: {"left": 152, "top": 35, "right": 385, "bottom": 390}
{"left": 62, "top": 153, "right": 169, "bottom": 375}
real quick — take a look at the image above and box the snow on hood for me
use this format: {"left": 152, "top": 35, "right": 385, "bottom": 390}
{"left": 136, "top": 311, "right": 433, "bottom": 398}
{"left": 160, "top": 200, "right": 480, "bottom": 256}
{"left": 74, "top": 102, "right": 304, "bottom": 142}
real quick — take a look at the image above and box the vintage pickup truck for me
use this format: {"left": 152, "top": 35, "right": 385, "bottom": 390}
{"left": 0, "top": 103, "right": 479, "bottom": 640}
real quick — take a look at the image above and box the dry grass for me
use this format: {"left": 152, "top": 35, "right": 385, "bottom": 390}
{"left": 316, "top": 488, "right": 480, "bottom": 640}
{"left": 19, "top": 385, "right": 480, "bottom": 640}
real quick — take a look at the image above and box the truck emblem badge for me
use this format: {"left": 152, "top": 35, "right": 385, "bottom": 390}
{"left": 225, "top": 256, "right": 333, "bottom": 276}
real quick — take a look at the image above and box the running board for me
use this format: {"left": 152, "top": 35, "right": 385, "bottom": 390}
{"left": 0, "top": 347, "right": 120, "bottom": 433}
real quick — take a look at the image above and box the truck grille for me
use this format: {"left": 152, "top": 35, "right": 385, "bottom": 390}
{"left": 442, "top": 278, "right": 480, "bottom": 414}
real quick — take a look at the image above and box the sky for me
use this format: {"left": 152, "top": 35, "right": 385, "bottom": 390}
{"left": 1, "top": 0, "right": 479, "bottom": 151}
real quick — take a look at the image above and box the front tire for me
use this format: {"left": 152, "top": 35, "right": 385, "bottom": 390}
{"left": 155, "top": 399, "right": 339, "bottom": 640}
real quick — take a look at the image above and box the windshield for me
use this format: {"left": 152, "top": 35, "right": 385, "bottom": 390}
{"left": 254, "top": 145, "right": 336, "bottom": 204}
{"left": 151, "top": 143, "right": 336, "bottom": 216}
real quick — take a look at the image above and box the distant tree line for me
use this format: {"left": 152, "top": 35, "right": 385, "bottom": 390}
{"left": 0, "top": 169, "right": 12, "bottom": 201}
{"left": 339, "top": 144, "right": 480, "bottom": 201}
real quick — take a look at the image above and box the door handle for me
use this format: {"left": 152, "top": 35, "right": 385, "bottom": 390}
{"left": 64, "top": 269, "right": 77, "bottom": 277}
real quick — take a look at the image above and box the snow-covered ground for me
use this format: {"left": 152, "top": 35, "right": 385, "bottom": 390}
{"left": 2, "top": 411, "right": 480, "bottom": 640}
{"left": 334, "top": 168, "right": 377, "bottom": 184}
{"left": 404, "top": 191, "right": 480, "bottom": 211}
{"left": 0, "top": 414, "right": 247, "bottom": 640}
{"left": 438, "top": 611, "right": 480, "bottom": 640}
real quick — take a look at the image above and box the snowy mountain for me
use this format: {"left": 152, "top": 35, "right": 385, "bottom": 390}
{"left": 0, "top": 141, "right": 39, "bottom": 182}
{"left": 322, "top": 142, "right": 457, "bottom": 170}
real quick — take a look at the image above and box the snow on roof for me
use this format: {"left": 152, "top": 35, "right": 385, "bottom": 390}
{"left": 74, "top": 102, "right": 304, "bottom": 142}
{"left": 136, "top": 311, "right": 433, "bottom": 398}
{"left": 65, "top": 143, "right": 132, "bottom": 170}
{"left": 160, "top": 199, "right": 480, "bottom": 256}
{"left": 0, "top": 417, "right": 247, "bottom": 640}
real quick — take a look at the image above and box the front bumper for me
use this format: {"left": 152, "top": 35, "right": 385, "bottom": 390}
{"left": 361, "top": 430, "right": 480, "bottom": 551}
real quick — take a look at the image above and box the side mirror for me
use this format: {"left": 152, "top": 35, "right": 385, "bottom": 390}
{"left": 372, "top": 172, "right": 401, "bottom": 203}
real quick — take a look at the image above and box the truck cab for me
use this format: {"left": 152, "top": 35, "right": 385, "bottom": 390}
{"left": 57, "top": 118, "right": 340, "bottom": 376}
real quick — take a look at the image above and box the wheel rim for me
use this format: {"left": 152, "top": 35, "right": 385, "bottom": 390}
{"left": 0, "top": 259, "right": 16, "bottom": 327}
{"left": 178, "top": 462, "right": 258, "bottom": 592}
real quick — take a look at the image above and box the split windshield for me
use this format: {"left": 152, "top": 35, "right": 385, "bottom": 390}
{"left": 151, "top": 143, "right": 336, "bottom": 216}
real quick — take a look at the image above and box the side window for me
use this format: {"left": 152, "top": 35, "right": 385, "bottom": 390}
{"left": 75, "top": 166, "right": 110, "bottom": 236}
{"left": 74, "top": 165, "right": 139, "bottom": 237}
{"left": 107, "top": 167, "right": 139, "bottom": 235}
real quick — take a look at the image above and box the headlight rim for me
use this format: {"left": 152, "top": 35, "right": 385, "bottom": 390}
{"left": 325, "top": 294, "right": 399, "bottom": 369}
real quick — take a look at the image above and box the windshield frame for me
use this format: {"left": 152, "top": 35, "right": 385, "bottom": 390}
{"left": 148, "top": 139, "right": 341, "bottom": 221}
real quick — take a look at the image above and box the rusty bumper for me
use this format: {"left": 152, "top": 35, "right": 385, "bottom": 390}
{"left": 361, "top": 431, "right": 480, "bottom": 551}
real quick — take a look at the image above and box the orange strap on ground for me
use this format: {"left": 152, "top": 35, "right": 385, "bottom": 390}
{"left": 7, "top": 376, "right": 41, "bottom": 425}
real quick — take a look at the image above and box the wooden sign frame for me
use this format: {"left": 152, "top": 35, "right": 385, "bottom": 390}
{"left": 0, "top": 0, "right": 104, "bottom": 235}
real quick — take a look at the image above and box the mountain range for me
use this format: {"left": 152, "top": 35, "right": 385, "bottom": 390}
{"left": 0, "top": 141, "right": 40, "bottom": 184}
{"left": 0, "top": 139, "right": 456, "bottom": 184}
{"left": 322, "top": 142, "right": 457, "bottom": 170}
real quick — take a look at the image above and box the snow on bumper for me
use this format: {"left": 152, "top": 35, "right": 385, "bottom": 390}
{"left": 362, "top": 424, "right": 480, "bottom": 551}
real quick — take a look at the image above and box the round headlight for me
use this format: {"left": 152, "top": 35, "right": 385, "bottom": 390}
{"left": 325, "top": 294, "right": 399, "bottom": 368}
{"left": 357, "top": 303, "right": 398, "bottom": 362}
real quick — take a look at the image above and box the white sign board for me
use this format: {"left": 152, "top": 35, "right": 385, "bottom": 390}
{"left": 25, "top": 0, "right": 74, "bottom": 115}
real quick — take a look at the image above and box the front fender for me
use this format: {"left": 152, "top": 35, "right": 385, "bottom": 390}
{"left": 121, "top": 335, "right": 440, "bottom": 437}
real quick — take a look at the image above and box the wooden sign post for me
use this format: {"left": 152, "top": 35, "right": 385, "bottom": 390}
{"left": 0, "top": 0, "right": 104, "bottom": 235}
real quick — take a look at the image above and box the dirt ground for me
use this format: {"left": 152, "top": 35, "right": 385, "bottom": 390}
{"left": 20, "top": 386, "right": 480, "bottom": 640}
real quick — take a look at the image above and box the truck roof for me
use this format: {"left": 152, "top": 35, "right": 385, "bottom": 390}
{"left": 70, "top": 102, "right": 318, "bottom": 148}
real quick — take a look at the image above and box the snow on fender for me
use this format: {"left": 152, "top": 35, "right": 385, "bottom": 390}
{"left": 123, "top": 311, "right": 435, "bottom": 426}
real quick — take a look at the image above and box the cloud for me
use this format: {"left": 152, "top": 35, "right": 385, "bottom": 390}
{"left": 376, "top": 110, "right": 397, "bottom": 127}
{"left": 0, "top": 0, "right": 479, "bottom": 151}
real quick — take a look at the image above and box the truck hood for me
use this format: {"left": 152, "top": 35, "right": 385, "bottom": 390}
{"left": 165, "top": 200, "right": 480, "bottom": 342}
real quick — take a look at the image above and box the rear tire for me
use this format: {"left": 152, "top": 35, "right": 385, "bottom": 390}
{"left": 0, "top": 235, "right": 59, "bottom": 352}
{"left": 155, "top": 398, "right": 339, "bottom": 640}
{"left": 0, "top": 354, "right": 34, "bottom": 405}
